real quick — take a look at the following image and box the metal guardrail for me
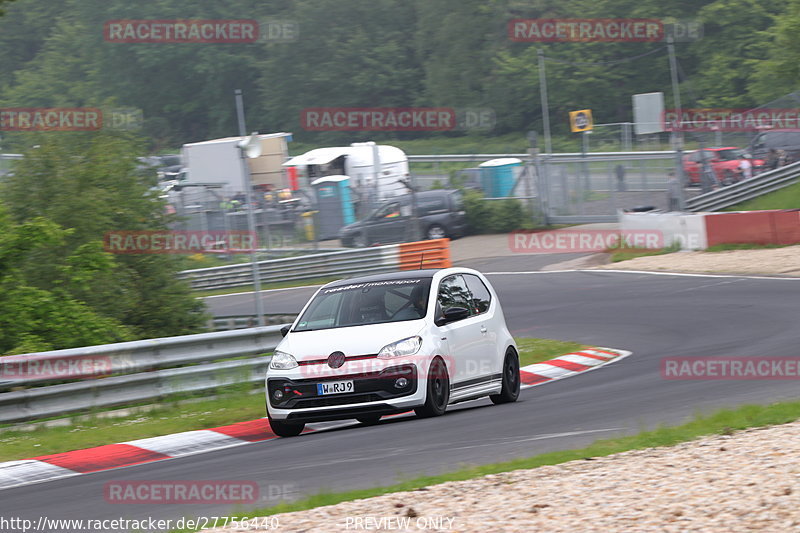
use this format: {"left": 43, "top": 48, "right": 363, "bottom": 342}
{"left": 407, "top": 151, "right": 677, "bottom": 163}
{"left": 0, "top": 326, "right": 285, "bottom": 423}
{"left": 547, "top": 215, "right": 618, "bottom": 224}
{"left": 0, "top": 356, "right": 273, "bottom": 423}
{"left": 180, "top": 245, "right": 397, "bottom": 290}
{"left": 0, "top": 326, "right": 283, "bottom": 390}
{"left": 179, "top": 239, "right": 451, "bottom": 291}
{"left": 685, "top": 161, "right": 800, "bottom": 212}
{"left": 210, "top": 315, "right": 298, "bottom": 331}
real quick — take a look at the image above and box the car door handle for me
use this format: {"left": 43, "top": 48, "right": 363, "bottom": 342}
{"left": 480, "top": 325, "right": 487, "bottom": 334}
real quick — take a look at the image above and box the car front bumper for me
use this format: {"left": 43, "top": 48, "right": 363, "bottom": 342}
{"left": 266, "top": 362, "right": 425, "bottom": 422}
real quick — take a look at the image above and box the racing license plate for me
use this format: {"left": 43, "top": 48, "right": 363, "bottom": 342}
{"left": 316, "top": 380, "right": 354, "bottom": 395}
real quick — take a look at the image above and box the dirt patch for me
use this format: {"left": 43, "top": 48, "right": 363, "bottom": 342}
{"left": 593, "top": 245, "right": 800, "bottom": 277}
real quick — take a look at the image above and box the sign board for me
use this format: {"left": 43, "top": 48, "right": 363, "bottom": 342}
{"left": 569, "top": 109, "right": 593, "bottom": 132}
{"left": 633, "top": 92, "right": 665, "bottom": 135}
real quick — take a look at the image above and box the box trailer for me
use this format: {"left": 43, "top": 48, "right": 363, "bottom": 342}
{"left": 181, "top": 132, "right": 292, "bottom": 193}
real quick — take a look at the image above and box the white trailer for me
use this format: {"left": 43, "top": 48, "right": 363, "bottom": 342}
{"left": 283, "top": 142, "right": 409, "bottom": 203}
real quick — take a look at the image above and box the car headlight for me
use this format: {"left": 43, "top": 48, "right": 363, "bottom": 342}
{"left": 377, "top": 336, "right": 422, "bottom": 359}
{"left": 270, "top": 351, "right": 299, "bottom": 370}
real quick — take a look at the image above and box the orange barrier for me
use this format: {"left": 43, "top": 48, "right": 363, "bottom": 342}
{"left": 705, "top": 210, "right": 800, "bottom": 248}
{"left": 398, "top": 238, "right": 452, "bottom": 271}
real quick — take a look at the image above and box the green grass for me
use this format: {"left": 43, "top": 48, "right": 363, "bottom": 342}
{"left": 0, "top": 386, "right": 267, "bottom": 462}
{"left": 515, "top": 338, "right": 585, "bottom": 367}
{"left": 171, "top": 398, "right": 800, "bottom": 532}
{"left": 610, "top": 243, "right": 680, "bottom": 263}
{"left": 1, "top": 337, "right": 577, "bottom": 462}
{"left": 704, "top": 243, "right": 794, "bottom": 252}
{"left": 728, "top": 180, "right": 800, "bottom": 211}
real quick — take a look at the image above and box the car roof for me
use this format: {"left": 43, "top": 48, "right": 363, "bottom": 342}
{"left": 321, "top": 266, "right": 480, "bottom": 289}
{"left": 323, "top": 269, "right": 439, "bottom": 288}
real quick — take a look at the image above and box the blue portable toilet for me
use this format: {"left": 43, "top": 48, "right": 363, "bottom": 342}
{"left": 311, "top": 175, "right": 356, "bottom": 240}
{"left": 478, "top": 158, "right": 522, "bottom": 197}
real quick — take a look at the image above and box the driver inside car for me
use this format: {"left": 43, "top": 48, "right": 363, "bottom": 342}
{"left": 393, "top": 285, "right": 428, "bottom": 320}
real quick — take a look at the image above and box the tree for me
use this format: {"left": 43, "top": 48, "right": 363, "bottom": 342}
{"left": 0, "top": 208, "right": 134, "bottom": 354}
{"left": 2, "top": 132, "right": 207, "bottom": 342}
{"left": 749, "top": 0, "right": 800, "bottom": 102}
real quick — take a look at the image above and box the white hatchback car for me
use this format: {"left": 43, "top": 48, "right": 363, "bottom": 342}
{"left": 265, "top": 267, "right": 520, "bottom": 437}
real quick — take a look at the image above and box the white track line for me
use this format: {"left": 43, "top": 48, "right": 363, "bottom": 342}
{"left": 485, "top": 269, "right": 800, "bottom": 280}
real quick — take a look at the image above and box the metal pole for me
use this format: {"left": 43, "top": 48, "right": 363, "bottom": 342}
{"left": 410, "top": 173, "right": 421, "bottom": 242}
{"left": 538, "top": 49, "right": 552, "bottom": 155}
{"left": 667, "top": 36, "right": 687, "bottom": 209}
{"left": 234, "top": 89, "right": 265, "bottom": 327}
{"left": 582, "top": 131, "right": 590, "bottom": 190}
{"left": 371, "top": 142, "right": 381, "bottom": 208}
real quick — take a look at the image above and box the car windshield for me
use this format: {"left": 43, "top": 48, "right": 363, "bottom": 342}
{"left": 293, "top": 278, "right": 432, "bottom": 332}
{"left": 716, "top": 149, "right": 742, "bottom": 160}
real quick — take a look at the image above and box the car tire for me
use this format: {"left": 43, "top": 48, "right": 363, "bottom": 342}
{"left": 490, "top": 348, "right": 520, "bottom": 405}
{"left": 415, "top": 356, "right": 449, "bottom": 418}
{"left": 356, "top": 415, "right": 382, "bottom": 425}
{"left": 268, "top": 414, "right": 305, "bottom": 437}
{"left": 353, "top": 233, "right": 368, "bottom": 248}
{"left": 426, "top": 224, "right": 447, "bottom": 240}
{"left": 723, "top": 170, "right": 736, "bottom": 186}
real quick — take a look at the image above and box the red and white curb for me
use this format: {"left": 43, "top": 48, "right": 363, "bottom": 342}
{"left": 520, "top": 347, "right": 631, "bottom": 388}
{"left": 0, "top": 347, "right": 630, "bottom": 491}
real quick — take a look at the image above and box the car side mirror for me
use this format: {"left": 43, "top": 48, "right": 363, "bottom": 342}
{"left": 280, "top": 325, "right": 291, "bottom": 337}
{"left": 435, "top": 306, "right": 470, "bottom": 326}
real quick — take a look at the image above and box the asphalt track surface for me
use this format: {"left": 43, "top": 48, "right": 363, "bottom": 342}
{"left": 4, "top": 261, "right": 800, "bottom": 531}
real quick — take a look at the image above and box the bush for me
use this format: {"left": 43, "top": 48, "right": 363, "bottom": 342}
{"left": 463, "top": 190, "right": 533, "bottom": 234}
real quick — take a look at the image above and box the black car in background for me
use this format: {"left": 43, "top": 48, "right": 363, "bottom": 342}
{"left": 339, "top": 189, "right": 468, "bottom": 247}
{"left": 746, "top": 129, "right": 800, "bottom": 164}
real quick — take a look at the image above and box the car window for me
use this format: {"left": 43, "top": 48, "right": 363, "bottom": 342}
{"left": 437, "top": 274, "right": 473, "bottom": 319}
{"left": 293, "top": 278, "right": 432, "bottom": 331}
{"left": 784, "top": 132, "right": 800, "bottom": 146}
{"left": 716, "top": 149, "right": 741, "bottom": 161}
{"left": 373, "top": 201, "right": 401, "bottom": 220}
{"left": 451, "top": 191, "right": 464, "bottom": 212}
{"left": 463, "top": 274, "right": 492, "bottom": 315}
{"left": 296, "top": 292, "right": 343, "bottom": 330}
{"left": 417, "top": 196, "right": 447, "bottom": 215}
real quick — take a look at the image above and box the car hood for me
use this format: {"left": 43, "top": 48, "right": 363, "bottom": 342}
{"left": 278, "top": 320, "right": 426, "bottom": 360}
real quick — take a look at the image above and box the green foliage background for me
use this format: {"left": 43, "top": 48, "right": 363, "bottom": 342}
{"left": 1, "top": 0, "right": 798, "bottom": 151}
{"left": 0, "top": 133, "right": 207, "bottom": 354}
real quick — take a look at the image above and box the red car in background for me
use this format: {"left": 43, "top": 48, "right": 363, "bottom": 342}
{"left": 682, "top": 147, "right": 764, "bottom": 186}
